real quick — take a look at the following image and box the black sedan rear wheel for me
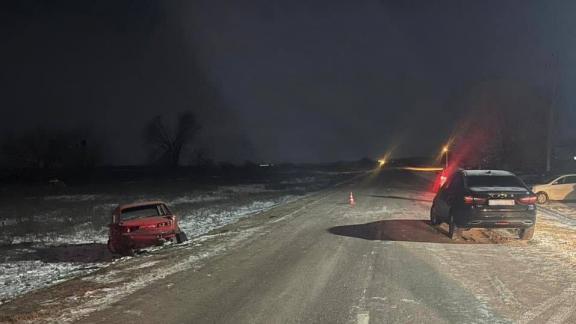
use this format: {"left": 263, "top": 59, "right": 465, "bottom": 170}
{"left": 519, "top": 226, "right": 535, "bottom": 240}
{"left": 430, "top": 206, "right": 440, "bottom": 225}
{"left": 448, "top": 213, "right": 462, "bottom": 240}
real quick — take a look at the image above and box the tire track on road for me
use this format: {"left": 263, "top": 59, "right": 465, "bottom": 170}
{"left": 517, "top": 283, "right": 576, "bottom": 324}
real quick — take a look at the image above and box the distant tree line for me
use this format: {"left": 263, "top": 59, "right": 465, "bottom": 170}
{"left": 1, "top": 128, "right": 100, "bottom": 169}
{"left": 0, "top": 111, "right": 209, "bottom": 171}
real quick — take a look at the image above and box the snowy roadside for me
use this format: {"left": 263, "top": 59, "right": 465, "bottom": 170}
{"left": 0, "top": 223, "right": 276, "bottom": 324}
{"left": 537, "top": 202, "right": 576, "bottom": 228}
{"left": 533, "top": 203, "right": 576, "bottom": 265}
{"left": 0, "top": 181, "right": 321, "bottom": 304}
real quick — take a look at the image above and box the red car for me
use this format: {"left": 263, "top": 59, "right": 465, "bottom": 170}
{"left": 107, "top": 201, "right": 187, "bottom": 256}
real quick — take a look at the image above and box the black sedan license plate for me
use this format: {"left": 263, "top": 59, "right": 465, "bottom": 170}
{"left": 488, "top": 199, "right": 515, "bottom": 206}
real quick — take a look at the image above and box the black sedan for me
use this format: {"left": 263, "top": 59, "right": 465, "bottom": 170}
{"left": 430, "top": 169, "right": 537, "bottom": 240}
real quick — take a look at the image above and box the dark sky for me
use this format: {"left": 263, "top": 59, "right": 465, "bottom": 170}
{"left": 1, "top": 0, "right": 575, "bottom": 164}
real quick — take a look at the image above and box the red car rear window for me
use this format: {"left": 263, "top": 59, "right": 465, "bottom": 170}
{"left": 121, "top": 205, "right": 161, "bottom": 220}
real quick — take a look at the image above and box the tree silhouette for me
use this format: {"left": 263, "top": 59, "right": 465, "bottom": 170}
{"left": 144, "top": 112, "right": 200, "bottom": 167}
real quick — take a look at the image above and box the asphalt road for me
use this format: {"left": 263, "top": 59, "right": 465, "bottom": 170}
{"left": 5, "top": 169, "right": 576, "bottom": 323}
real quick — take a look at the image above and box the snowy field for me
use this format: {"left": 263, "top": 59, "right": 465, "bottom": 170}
{"left": 0, "top": 170, "right": 356, "bottom": 304}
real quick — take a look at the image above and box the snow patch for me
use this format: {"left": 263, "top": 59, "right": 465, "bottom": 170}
{"left": 166, "top": 194, "right": 224, "bottom": 205}
{"left": 0, "top": 260, "right": 108, "bottom": 304}
{"left": 44, "top": 194, "right": 108, "bottom": 202}
{"left": 178, "top": 196, "right": 297, "bottom": 238}
{"left": 218, "top": 184, "right": 271, "bottom": 193}
{"left": 280, "top": 177, "right": 317, "bottom": 185}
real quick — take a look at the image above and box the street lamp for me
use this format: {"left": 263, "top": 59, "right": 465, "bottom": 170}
{"left": 442, "top": 146, "right": 449, "bottom": 168}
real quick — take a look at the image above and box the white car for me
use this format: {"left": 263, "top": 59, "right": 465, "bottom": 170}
{"left": 532, "top": 174, "right": 576, "bottom": 204}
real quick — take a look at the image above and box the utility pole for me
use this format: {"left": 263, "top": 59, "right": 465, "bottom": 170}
{"left": 546, "top": 52, "right": 560, "bottom": 173}
{"left": 546, "top": 94, "right": 556, "bottom": 173}
{"left": 546, "top": 9, "right": 560, "bottom": 173}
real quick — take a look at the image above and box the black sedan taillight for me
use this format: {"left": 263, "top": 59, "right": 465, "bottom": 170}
{"left": 464, "top": 196, "right": 488, "bottom": 205}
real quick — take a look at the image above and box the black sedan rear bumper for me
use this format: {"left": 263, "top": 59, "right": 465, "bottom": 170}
{"left": 454, "top": 209, "right": 536, "bottom": 229}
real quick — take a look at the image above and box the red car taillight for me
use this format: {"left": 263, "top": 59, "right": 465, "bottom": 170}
{"left": 518, "top": 196, "right": 537, "bottom": 205}
{"left": 464, "top": 196, "right": 488, "bottom": 205}
{"left": 121, "top": 226, "right": 139, "bottom": 233}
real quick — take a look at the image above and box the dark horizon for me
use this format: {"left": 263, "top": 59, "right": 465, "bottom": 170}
{"left": 1, "top": 0, "right": 575, "bottom": 166}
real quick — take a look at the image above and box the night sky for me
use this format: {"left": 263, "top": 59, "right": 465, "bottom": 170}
{"left": 1, "top": 0, "right": 575, "bottom": 165}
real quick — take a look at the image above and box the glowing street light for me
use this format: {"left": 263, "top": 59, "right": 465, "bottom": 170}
{"left": 378, "top": 158, "right": 387, "bottom": 167}
{"left": 442, "top": 146, "right": 449, "bottom": 168}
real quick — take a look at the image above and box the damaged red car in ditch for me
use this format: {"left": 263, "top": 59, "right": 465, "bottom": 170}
{"left": 107, "top": 201, "right": 187, "bottom": 256}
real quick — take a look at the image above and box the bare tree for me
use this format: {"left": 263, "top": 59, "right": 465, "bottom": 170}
{"left": 144, "top": 112, "right": 200, "bottom": 166}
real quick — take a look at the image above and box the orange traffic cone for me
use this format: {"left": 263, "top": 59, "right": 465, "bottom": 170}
{"left": 349, "top": 192, "right": 356, "bottom": 206}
